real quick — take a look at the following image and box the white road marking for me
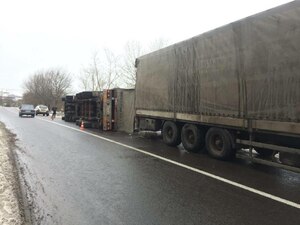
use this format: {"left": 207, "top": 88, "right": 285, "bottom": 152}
{"left": 39, "top": 117, "right": 300, "bottom": 210}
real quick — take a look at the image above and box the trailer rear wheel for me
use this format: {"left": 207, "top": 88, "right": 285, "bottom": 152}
{"left": 206, "top": 128, "right": 235, "bottom": 160}
{"left": 162, "top": 121, "right": 181, "bottom": 146}
{"left": 181, "top": 124, "right": 205, "bottom": 152}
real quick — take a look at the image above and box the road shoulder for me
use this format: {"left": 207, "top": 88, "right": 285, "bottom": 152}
{"left": 0, "top": 122, "right": 26, "bottom": 225}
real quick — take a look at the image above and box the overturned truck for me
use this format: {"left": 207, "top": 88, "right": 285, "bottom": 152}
{"left": 135, "top": 1, "right": 300, "bottom": 172}
{"left": 75, "top": 91, "right": 102, "bottom": 128}
{"left": 62, "top": 88, "right": 135, "bottom": 133}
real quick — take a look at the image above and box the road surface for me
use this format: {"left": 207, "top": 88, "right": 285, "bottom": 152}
{"left": 0, "top": 106, "right": 300, "bottom": 225}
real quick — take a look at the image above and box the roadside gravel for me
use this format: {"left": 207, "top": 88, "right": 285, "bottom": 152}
{"left": 0, "top": 122, "right": 25, "bottom": 225}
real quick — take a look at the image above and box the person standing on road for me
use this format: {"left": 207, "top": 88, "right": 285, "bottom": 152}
{"left": 51, "top": 106, "right": 57, "bottom": 120}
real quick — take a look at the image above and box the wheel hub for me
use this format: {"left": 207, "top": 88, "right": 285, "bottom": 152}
{"left": 167, "top": 128, "right": 173, "bottom": 137}
{"left": 214, "top": 136, "right": 223, "bottom": 150}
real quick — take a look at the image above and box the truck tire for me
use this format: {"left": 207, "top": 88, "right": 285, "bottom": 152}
{"left": 205, "top": 128, "right": 235, "bottom": 160}
{"left": 181, "top": 124, "right": 205, "bottom": 152}
{"left": 255, "top": 148, "right": 274, "bottom": 158}
{"left": 162, "top": 121, "right": 181, "bottom": 146}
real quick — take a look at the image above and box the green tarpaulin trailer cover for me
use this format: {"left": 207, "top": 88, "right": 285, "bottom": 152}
{"left": 135, "top": 1, "right": 300, "bottom": 127}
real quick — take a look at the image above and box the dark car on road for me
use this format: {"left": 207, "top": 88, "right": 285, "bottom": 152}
{"left": 19, "top": 104, "right": 35, "bottom": 117}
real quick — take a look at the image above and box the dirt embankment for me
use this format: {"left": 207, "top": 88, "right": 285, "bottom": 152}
{"left": 0, "top": 122, "right": 25, "bottom": 224}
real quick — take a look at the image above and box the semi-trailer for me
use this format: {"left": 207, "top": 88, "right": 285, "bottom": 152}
{"left": 134, "top": 1, "right": 300, "bottom": 172}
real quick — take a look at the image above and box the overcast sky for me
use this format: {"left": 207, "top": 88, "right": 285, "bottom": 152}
{"left": 0, "top": 0, "right": 292, "bottom": 95}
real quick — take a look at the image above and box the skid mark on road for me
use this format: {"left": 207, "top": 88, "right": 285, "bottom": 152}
{"left": 39, "top": 117, "right": 300, "bottom": 210}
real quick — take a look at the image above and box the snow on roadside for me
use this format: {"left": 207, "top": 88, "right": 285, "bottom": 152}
{"left": 0, "top": 124, "right": 24, "bottom": 225}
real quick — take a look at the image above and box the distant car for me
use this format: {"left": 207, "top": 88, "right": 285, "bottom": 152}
{"left": 19, "top": 104, "right": 35, "bottom": 117}
{"left": 35, "top": 105, "right": 49, "bottom": 116}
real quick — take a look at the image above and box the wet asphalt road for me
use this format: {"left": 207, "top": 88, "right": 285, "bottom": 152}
{"left": 0, "top": 106, "right": 300, "bottom": 225}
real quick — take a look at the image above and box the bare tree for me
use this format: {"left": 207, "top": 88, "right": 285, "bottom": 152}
{"left": 22, "top": 92, "right": 37, "bottom": 105}
{"left": 148, "top": 38, "right": 170, "bottom": 53}
{"left": 121, "top": 41, "right": 144, "bottom": 88}
{"left": 79, "top": 50, "right": 120, "bottom": 91}
{"left": 23, "top": 68, "right": 72, "bottom": 109}
{"left": 48, "top": 69, "right": 73, "bottom": 106}
{"left": 121, "top": 39, "right": 169, "bottom": 88}
{"left": 23, "top": 71, "right": 51, "bottom": 106}
{"left": 79, "top": 51, "right": 103, "bottom": 91}
{"left": 102, "top": 48, "right": 121, "bottom": 89}
{"left": 78, "top": 39, "right": 170, "bottom": 91}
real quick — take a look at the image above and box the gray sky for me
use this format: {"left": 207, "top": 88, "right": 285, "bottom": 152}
{"left": 0, "top": 0, "right": 292, "bottom": 95}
